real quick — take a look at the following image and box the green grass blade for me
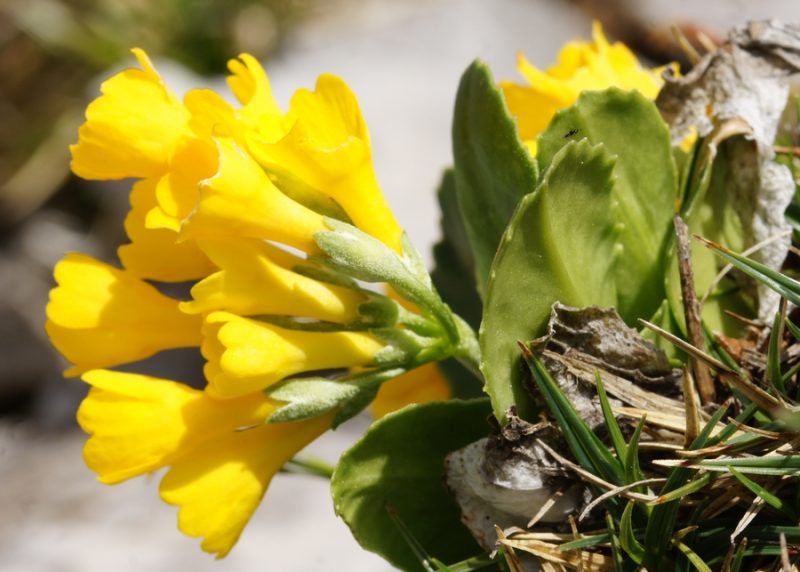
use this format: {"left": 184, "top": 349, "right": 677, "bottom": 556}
{"left": 728, "top": 466, "right": 798, "bottom": 519}
{"left": 521, "top": 347, "right": 623, "bottom": 485}
{"left": 624, "top": 416, "right": 646, "bottom": 487}
{"left": 706, "top": 402, "right": 758, "bottom": 447}
{"left": 786, "top": 318, "right": 800, "bottom": 343}
{"left": 730, "top": 539, "right": 747, "bottom": 572}
{"left": 430, "top": 554, "right": 497, "bottom": 572}
{"left": 672, "top": 539, "right": 712, "bottom": 572}
{"left": 698, "top": 455, "right": 800, "bottom": 473}
{"left": 620, "top": 501, "right": 646, "bottom": 565}
{"left": 596, "top": 371, "right": 627, "bottom": 462}
{"left": 767, "top": 305, "right": 786, "bottom": 395}
{"left": 558, "top": 533, "right": 611, "bottom": 551}
{"left": 606, "top": 512, "right": 625, "bottom": 572}
{"left": 643, "top": 404, "right": 729, "bottom": 569}
{"left": 697, "top": 237, "right": 800, "bottom": 306}
{"left": 650, "top": 473, "right": 713, "bottom": 505}
{"left": 384, "top": 503, "right": 437, "bottom": 572}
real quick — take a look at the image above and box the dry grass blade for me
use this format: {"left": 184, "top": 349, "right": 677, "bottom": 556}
{"left": 780, "top": 532, "right": 791, "bottom": 572}
{"left": 578, "top": 478, "right": 666, "bottom": 521}
{"left": 535, "top": 438, "right": 654, "bottom": 502}
{"left": 671, "top": 23, "right": 702, "bottom": 64}
{"left": 675, "top": 214, "right": 715, "bottom": 403}
{"left": 528, "top": 487, "right": 567, "bottom": 528}
{"left": 499, "top": 535, "right": 613, "bottom": 571}
{"left": 613, "top": 406, "right": 720, "bottom": 437}
{"left": 495, "top": 526, "right": 526, "bottom": 572}
{"left": 682, "top": 367, "right": 702, "bottom": 446}
{"left": 546, "top": 351, "right": 686, "bottom": 415}
{"left": 639, "top": 319, "right": 735, "bottom": 373}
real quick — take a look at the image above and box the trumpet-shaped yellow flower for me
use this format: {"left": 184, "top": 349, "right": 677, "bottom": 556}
{"left": 180, "top": 138, "right": 328, "bottom": 252}
{"left": 119, "top": 178, "right": 216, "bottom": 282}
{"left": 71, "top": 49, "right": 192, "bottom": 180}
{"left": 248, "top": 74, "right": 403, "bottom": 252}
{"left": 182, "top": 239, "right": 365, "bottom": 322}
{"left": 50, "top": 47, "right": 431, "bottom": 560}
{"left": 202, "top": 311, "right": 384, "bottom": 398}
{"left": 501, "top": 22, "right": 670, "bottom": 154}
{"left": 370, "top": 362, "right": 452, "bottom": 419}
{"left": 227, "top": 54, "right": 283, "bottom": 129}
{"left": 46, "top": 253, "right": 202, "bottom": 375}
{"left": 78, "top": 369, "right": 331, "bottom": 557}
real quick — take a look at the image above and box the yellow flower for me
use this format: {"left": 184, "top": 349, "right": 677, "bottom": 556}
{"left": 247, "top": 74, "right": 403, "bottom": 252}
{"left": 45, "top": 253, "right": 202, "bottom": 375}
{"left": 370, "top": 362, "right": 452, "bottom": 419}
{"left": 181, "top": 239, "right": 365, "bottom": 322}
{"left": 118, "top": 178, "right": 215, "bottom": 282}
{"left": 501, "top": 22, "right": 671, "bottom": 154}
{"left": 78, "top": 369, "right": 331, "bottom": 557}
{"left": 71, "top": 49, "right": 192, "bottom": 180}
{"left": 202, "top": 311, "right": 384, "bottom": 398}
{"left": 180, "top": 138, "right": 328, "bottom": 252}
{"left": 51, "top": 47, "right": 437, "bottom": 560}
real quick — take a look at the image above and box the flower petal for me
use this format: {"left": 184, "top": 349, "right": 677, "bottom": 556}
{"left": 369, "top": 362, "right": 452, "bottom": 419}
{"left": 202, "top": 311, "right": 384, "bottom": 398}
{"left": 78, "top": 370, "right": 276, "bottom": 483}
{"left": 182, "top": 239, "right": 365, "bottom": 321}
{"left": 70, "top": 49, "right": 191, "bottom": 180}
{"left": 45, "top": 253, "right": 202, "bottom": 374}
{"left": 159, "top": 412, "right": 331, "bottom": 558}
{"left": 118, "top": 179, "right": 216, "bottom": 281}
{"left": 180, "top": 139, "right": 327, "bottom": 253}
{"left": 249, "top": 75, "right": 403, "bottom": 251}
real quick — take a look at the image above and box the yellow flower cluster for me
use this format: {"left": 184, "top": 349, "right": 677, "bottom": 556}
{"left": 501, "top": 22, "right": 672, "bottom": 155}
{"left": 45, "top": 50, "right": 423, "bottom": 557}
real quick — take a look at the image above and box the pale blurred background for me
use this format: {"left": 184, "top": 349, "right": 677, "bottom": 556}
{"left": 1, "top": 0, "right": 798, "bottom": 570}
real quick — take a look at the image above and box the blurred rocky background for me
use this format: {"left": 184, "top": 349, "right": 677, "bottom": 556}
{"left": 0, "top": 0, "right": 798, "bottom": 570}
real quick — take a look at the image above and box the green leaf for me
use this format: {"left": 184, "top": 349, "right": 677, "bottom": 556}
{"left": 452, "top": 60, "right": 538, "bottom": 296}
{"left": 431, "top": 169, "right": 482, "bottom": 330}
{"left": 265, "top": 369, "right": 403, "bottom": 425}
{"left": 332, "top": 399, "right": 493, "bottom": 571}
{"left": 480, "top": 140, "right": 618, "bottom": 422}
{"left": 536, "top": 88, "right": 677, "bottom": 323}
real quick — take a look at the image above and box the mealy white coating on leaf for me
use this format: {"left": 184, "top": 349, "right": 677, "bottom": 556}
{"left": 657, "top": 20, "right": 800, "bottom": 319}
{"left": 444, "top": 438, "right": 579, "bottom": 551}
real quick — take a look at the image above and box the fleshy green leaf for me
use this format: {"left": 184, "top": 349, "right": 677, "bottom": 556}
{"left": 332, "top": 399, "right": 493, "bottom": 572}
{"left": 452, "top": 60, "right": 538, "bottom": 296}
{"left": 536, "top": 88, "right": 677, "bottom": 323}
{"left": 480, "top": 140, "right": 618, "bottom": 422}
{"left": 431, "top": 169, "right": 482, "bottom": 331}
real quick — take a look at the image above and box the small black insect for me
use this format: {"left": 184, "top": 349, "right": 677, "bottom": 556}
{"left": 563, "top": 128, "right": 580, "bottom": 139}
